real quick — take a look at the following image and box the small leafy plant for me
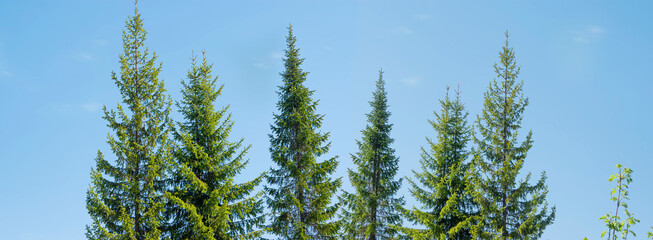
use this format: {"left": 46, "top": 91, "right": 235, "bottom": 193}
{"left": 584, "top": 164, "right": 652, "bottom": 240}
{"left": 599, "top": 164, "right": 638, "bottom": 240}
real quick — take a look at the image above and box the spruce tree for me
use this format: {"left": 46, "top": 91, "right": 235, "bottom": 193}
{"left": 265, "top": 25, "right": 342, "bottom": 239}
{"left": 86, "top": 6, "right": 173, "bottom": 240}
{"left": 471, "top": 32, "right": 555, "bottom": 239}
{"left": 402, "top": 87, "right": 475, "bottom": 240}
{"left": 164, "top": 52, "right": 265, "bottom": 239}
{"left": 340, "top": 70, "right": 404, "bottom": 240}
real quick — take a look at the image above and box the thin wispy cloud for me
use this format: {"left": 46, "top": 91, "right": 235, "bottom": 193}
{"left": 93, "top": 39, "right": 109, "bottom": 46}
{"left": 253, "top": 62, "right": 269, "bottom": 69}
{"left": 81, "top": 102, "right": 102, "bottom": 112}
{"left": 76, "top": 52, "right": 93, "bottom": 61}
{"left": 588, "top": 26, "right": 605, "bottom": 34}
{"left": 324, "top": 45, "right": 335, "bottom": 51}
{"left": 401, "top": 77, "right": 420, "bottom": 86}
{"left": 269, "top": 51, "right": 283, "bottom": 60}
{"left": 0, "top": 51, "right": 11, "bottom": 78}
{"left": 53, "top": 102, "right": 103, "bottom": 113}
{"left": 392, "top": 26, "right": 413, "bottom": 35}
{"left": 572, "top": 26, "right": 606, "bottom": 43}
{"left": 412, "top": 13, "right": 431, "bottom": 21}
{"left": 253, "top": 51, "right": 284, "bottom": 70}
{"left": 572, "top": 36, "right": 588, "bottom": 44}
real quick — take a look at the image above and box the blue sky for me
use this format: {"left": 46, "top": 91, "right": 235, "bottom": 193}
{"left": 1, "top": 1, "right": 652, "bottom": 239}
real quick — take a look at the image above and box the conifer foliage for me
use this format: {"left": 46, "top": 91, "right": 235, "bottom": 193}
{"left": 340, "top": 70, "right": 404, "bottom": 240}
{"left": 265, "top": 25, "right": 342, "bottom": 239}
{"left": 84, "top": 6, "right": 564, "bottom": 238}
{"left": 402, "top": 87, "right": 475, "bottom": 239}
{"left": 471, "top": 32, "right": 555, "bottom": 239}
{"left": 165, "top": 52, "right": 265, "bottom": 239}
{"left": 86, "top": 7, "right": 173, "bottom": 240}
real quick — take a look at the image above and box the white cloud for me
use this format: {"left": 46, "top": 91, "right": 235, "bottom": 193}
{"left": 94, "top": 39, "right": 109, "bottom": 46}
{"left": 269, "top": 51, "right": 284, "bottom": 60}
{"left": 252, "top": 51, "right": 284, "bottom": 70}
{"left": 0, "top": 49, "right": 11, "bottom": 78}
{"left": 412, "top": 14, "right": 431, "bottom": 21}
{"left": 572, "top": 36, "right": 588, "bottom": 44}
{"left": 76, "top": 52, "right": 93, "bottom": 61}
{"left": 253, "top": 62, "right": 269, "bottom": 69}
{"left": 572, "top": 26, "right": 606, "bottom": 43}
{"left": 588, "top": 26, "right": 605, "bottom": 34}
{"left": 81, "top": 102, "right": 102, "bottom": 112}
{"left": 401, "top": 77, "right": 420, "bottom": 86}
{"left": 324, "top": 45, "right": 335, "bottom": 51}
{"left": 392, "top": 26, "right": 413, "bottom": 35}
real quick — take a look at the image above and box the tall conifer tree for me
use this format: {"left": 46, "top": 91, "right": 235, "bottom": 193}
{"left": 471, "top": 32, "right": 555, "bottom": 239}
{"left": 265, "top": 25, "right": 342, "bottom": 239}
{"left": 340, "top": 70, "right": 404, "bottom": 240}
{"left": 165, "top": 52, "right": 265, "bottom": 239}
{"left": 86, "top": 6, "right": 173, "bottom": 240}
{"left": 402, "top": 87, "right": 475, "bottom": 239}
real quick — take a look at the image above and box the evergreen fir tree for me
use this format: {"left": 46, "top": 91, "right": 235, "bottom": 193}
{"left": 340, "top": 70, "right": 404, "bottom": 240}
{"left": 470, "top": 31, "right": 555, "bottom": 239}
{"left": 265, "top": 25, "right": 342, "bottom": 240}
{"left": 86, "top": 6, "right": 173, "bottom": 240}
{"left": 402, "top": 87, "right": 475, "bottom": 240}
{"left": 164, "top": 52, "right": 265, "bottom": 240}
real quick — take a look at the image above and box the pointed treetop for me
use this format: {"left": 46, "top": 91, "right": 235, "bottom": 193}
{"left": 448, "top": 84, "right": 464, "bottom": 101}
{"left": 504, "top": 30, "right": 510, "bottom": 45}
{"left": 376, "top": 68, "right": 385, "bottom": 90}
{"left": 134, "top": 0, "right": 139, "bottom": 14}
{"left": 286, "top": 23, "right": 296, "bottom": 47}
{"left": 494, "top": 30, "right": 520, "bottom": 82}
{"left": 371, "top": 68, "right": 389, "bottom": 115}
